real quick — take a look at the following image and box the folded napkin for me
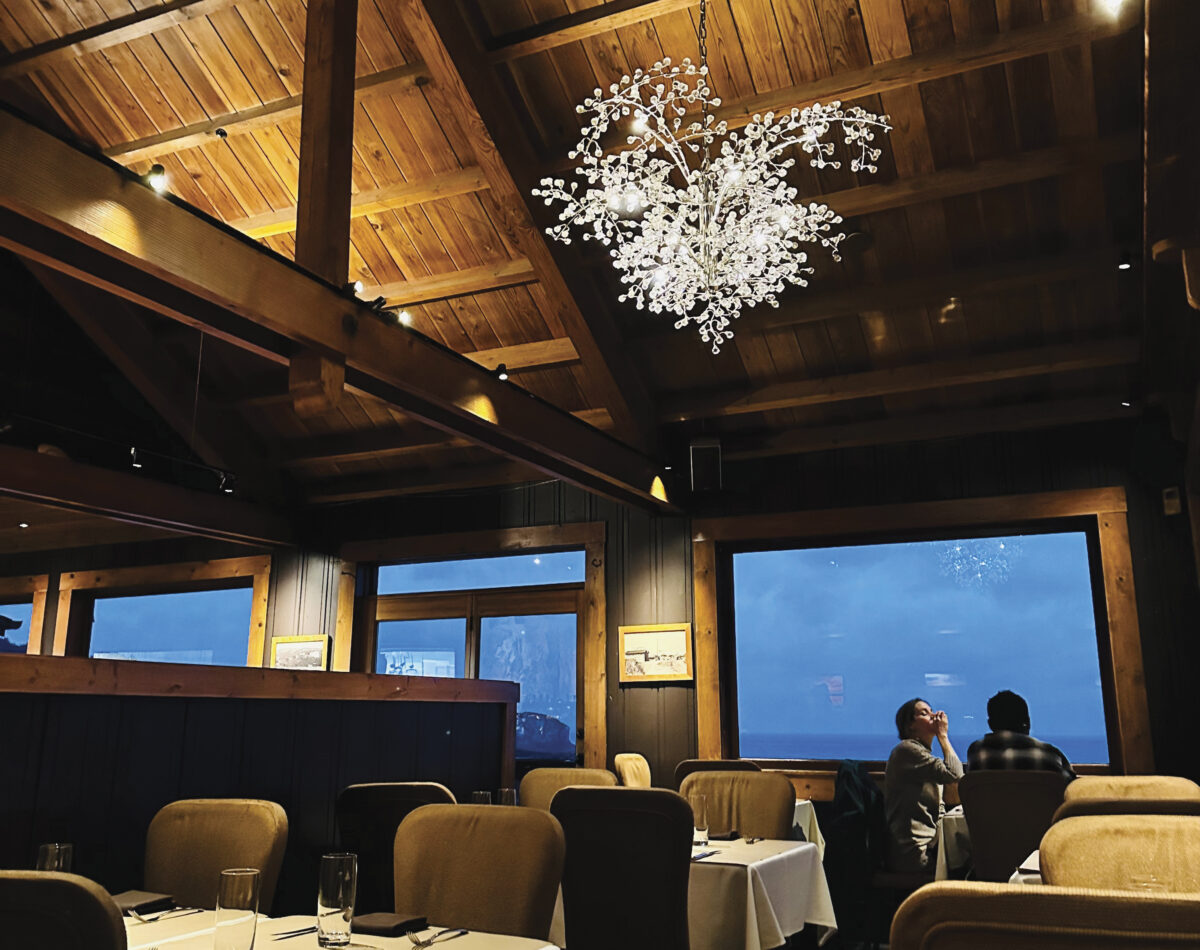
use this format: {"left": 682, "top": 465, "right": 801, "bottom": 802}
{"left": 112, "top": 890, "right": 175, "bottom": 916}
{"left": 352, "top": 912, "right": 427, "bottom": 936}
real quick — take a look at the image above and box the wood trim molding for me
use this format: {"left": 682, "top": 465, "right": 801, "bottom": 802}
{"left": 0, "top": 573, "right": 50, "bottom": 656}
{"left": 691, "top": 488, "right": 1151, "bottom": 773}
{"left": 331, "top": 560, "right": 356, "bottom": 672}
{"left": 582, "top": 538, "right": 606, "bottom": 769}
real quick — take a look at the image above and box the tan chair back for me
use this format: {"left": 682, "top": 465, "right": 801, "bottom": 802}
{"left": 673, "top": 758, "right": 760, "bottom": 790}
{"left": 890, "top": 880, "right": 1200, "bottom": 949}
{"left": 679, "top": 770, "right": 794, "bottom": 840}
{"left": 0, "top": 871, "right": 127, "bottom": 950}
{"left": 518, "top": 767, "right": 617, "bottom": 811}
{"left": 393, "top": 803, "right": 564, "bottom": 940}
{"left": 614, "top": 753, "right": 652, "bottom": 788}
{"left": 957, "top": 771, "right": 1069, "bottom": 882}
{"left": 145, "top": 798, "right": 288, "bottom": 911}
{"left": 1054, "top": 797, "right": 1200, "bottom": 822}
{"left": 1063, "top": 774, "right": 1200, "bottom": 802}
{"left": 1041, "top": 814, "right": 1200, "bottom": 891}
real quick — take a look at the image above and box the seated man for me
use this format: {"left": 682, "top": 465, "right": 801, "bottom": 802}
{"left": 967, "top": 690, "right": 1075, "bottom": 780}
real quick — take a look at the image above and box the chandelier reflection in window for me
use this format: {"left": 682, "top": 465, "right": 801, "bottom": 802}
{"left": 533, "top": 0, "right": 891, "bottom": 354}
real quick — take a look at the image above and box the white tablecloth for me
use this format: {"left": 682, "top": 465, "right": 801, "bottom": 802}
{"left": 933, "top": 809, "right": 971, "bottom": 880}
{"left": 793, "top": 799, "right": 826, "bottom": 859}
{"left": 548, "top": 838, "right": 837, "bottom": 950}
{"left": 125, "top": 913, "right": 555, "bottom": 950}
{"left": 1008, "top": 849, "right": 1044, "bottom": 885}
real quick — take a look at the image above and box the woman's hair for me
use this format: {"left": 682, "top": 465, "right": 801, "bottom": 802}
{"left": 895, "top": 697, "right": 928, "bottom": 740}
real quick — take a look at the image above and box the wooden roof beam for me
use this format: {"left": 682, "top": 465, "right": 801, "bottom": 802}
{"left": 364, "top": 259, "right": 537, "bottom": 308}
{"left": 230, "top": 166, "right": 489, "bottom": 239}
{"left": 103, "top": 63, "right": 426, "bottom": 164}
{"left": 305, "top": 460, "right": 541, "bottom": 504}
{"left": 396, "top": 0, "right": 659, "bottom": 454}
{"left": 487, "top": 0, "right": 697, "bottom": 64}
{"left": 725, "top": 396, "right": 1138, "bottom": 460}
{"left": 661, "top": 337, "right": 1139, "bottom": 422}
{"left": 0, "top": 110, "right": 671, "bottom": 511}
{"left": 0, "top": 0, "right": 242, "bottom": 80}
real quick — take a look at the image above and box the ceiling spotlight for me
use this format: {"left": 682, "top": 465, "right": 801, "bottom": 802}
{"left": 17, "top": 522, "right": 29, "bottom": 529}
{"left": 145, "top": 164, "right": 167, "bottom": 194}
{"left": 396, "top": 309, "right": 412, "bottom": 326}
{"left": 1118, "top": 251, "right": 1133, "bottom": 271}
{"left": 345, "top": 280, "right": 364, "bottom": 296}
{"left": 219, "top": 472, "right": 235, "bottom": 494}
{"left": 369, "top": 296, "right": 387, "bottom": 311}
{"left": 130, "top": 446, "right": 143, "bottom": 469}
{"left": 496, "top": 363, "right": 509, "bottom": 381}
{"left": 1098, "top": 0, "right": 1124, "bottom": 17}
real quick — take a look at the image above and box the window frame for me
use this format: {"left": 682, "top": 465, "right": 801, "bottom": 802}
{"left": 691, "top": 488, "right": 1151, "bottom": 774}
{"left": 0, "top": 574, "right": 50, "bottom": 654}
{"left": 52, "top": 555, "right": 272, "bottom": 665}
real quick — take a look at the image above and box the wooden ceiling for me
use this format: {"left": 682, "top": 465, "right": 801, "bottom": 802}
{"left": 0, "top": 0, "right": 1146, "bottom": 511}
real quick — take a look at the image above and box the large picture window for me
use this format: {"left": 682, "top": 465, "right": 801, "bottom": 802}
{"left": 732, "top": 530, "right": 1109, "bottom": 764}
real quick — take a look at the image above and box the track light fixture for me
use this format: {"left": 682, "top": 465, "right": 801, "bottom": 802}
{"left": 496, "top": 363, "right": 509, "bottom": 381}
{"left": 145, "top": 164, "right": 167, "bottom": 194}
{"left": 396, "top": 309, "right": 412, "bottom": 326}
{"left": 369, "top": 296, "right": 387, "bottom": 311}
{"left": 345, "top": 280, "right": 364, "bottom": 296}
{"left": 130, "top": 446, "right": 143, "bottom": 469}
{"left": 1118, "top": 250, "right": 1133, "bottom": 271}
{"left": 219, "top": 472, "right": 235, "bottom": 494}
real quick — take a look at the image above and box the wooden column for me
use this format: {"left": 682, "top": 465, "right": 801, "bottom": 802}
{"left": 289, "top": 0, "right": 359, "bottom": 415}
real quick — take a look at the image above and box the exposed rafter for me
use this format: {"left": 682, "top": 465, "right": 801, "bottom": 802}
{"left": 363, "top": 259, "right": 538, "bottom": 308}
{"left": 465, "top": 337, "right": 580, "bottom": 372}
{"left": 103, "top": 63, "right": 427, "bottom": 164}
{"left": 0, "top": 110, "right": 671, "bottom": 510}
{"left": 306, "top": 460, "right": 540, "bottom": 503}
{"left": 660, "top": 338, "right": 1139, "bottom": 422}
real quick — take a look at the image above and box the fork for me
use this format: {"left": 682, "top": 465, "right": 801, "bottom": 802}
{"left": 128, "top": 907, "right": 202, "bottom": 924}
{"left": 408, "top": 928, "right": 468, "bottom": 948}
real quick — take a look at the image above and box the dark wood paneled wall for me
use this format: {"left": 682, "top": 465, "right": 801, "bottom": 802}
{"left": 1, "top": 692, "right": 503, "bottom": 914}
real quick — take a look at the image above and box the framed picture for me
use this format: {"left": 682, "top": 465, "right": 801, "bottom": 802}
{"left": 619, "top": 623, "right": 693, "bottom": 684}
{"left": 270, "top": 634, "right": 329, "bottom": 671}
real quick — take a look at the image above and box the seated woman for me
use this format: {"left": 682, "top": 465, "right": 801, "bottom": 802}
{"left": 885, "top": 697, "right": 963, "bottom": 872}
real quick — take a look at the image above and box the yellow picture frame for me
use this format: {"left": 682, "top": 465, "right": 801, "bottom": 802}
{"left": 270, "top": 634, "right": 329, "bottom": 671}
{"left": 619, "top": 623, "right": 693, "bottom": 683}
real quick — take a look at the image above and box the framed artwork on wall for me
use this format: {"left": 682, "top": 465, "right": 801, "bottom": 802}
{"left": 270, "top": 634, "right": 329, "bottom": 671}
{"left": 619, "top": 623, "right": 693, "bottom": 683}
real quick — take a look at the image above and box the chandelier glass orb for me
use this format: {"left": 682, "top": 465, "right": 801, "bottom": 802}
{"left": 532, "top": 1, "right": 891, "bottom": 354}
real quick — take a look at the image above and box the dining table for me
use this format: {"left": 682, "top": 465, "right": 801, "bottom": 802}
{"left": 123, "top": 912, "right": 557, "bottom": 950}
{"left": 548, "top": 837, "right": 837, "bottom": 950}
{"left": 793, "top": 799, "right": 826, "bottom": 858}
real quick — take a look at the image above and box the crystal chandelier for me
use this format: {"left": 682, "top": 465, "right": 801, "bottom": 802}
{"left": 533, "top": 0, "right": 891, "bottom": 354}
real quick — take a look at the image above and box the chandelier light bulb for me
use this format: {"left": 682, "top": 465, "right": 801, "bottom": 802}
{"left": 533, "top": 12, "right": 890, "bottom": 354}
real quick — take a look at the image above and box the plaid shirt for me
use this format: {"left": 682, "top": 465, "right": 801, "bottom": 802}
{"left": 966, "top": 731, "right": 1076, "bottom": 780}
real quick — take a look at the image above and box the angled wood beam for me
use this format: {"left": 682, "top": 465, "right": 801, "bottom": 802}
{"left": 661, "top": 337, "right": 1139, "bottom": 422}
{"left": 364, "top": 259, "right": 537, "bottom": 308}
{"left": 306, "top": 460, "right": 540, "bottom": 503}
{"left": 725, "top": 396, "right": 1137, "bottom": 460}
{"left": 26, "top": 265, "right": 281, "bottom": 498}
{"left": 465, "top": 336, "right": 579, "bottom": 372}
{"left": 0, "top": 109, "right": 671, "bottom": 510}
{"left": 397, "top": 0, "right": 658, "bottom": 453}
{"left": 103, "top": 63, "right": 426, "bottom": 164}
{"left": 0, "top": 445, "right": 293, "bottom": 546}
{"left": 0, "top": 0, "right": 243, "bottom": 80}
{"left": 488, "top": 0, "right": 697, "bottom": 64}
{"left": 282, "top": 427, "right": 469, "bottom": 466}
{"left": 230, "top": 166, "right": 489, "bottom": 239}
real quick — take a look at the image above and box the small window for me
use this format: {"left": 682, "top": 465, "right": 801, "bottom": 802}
{"left": 732, "top": 530, "right": 1109, "bottom": 764}
{"left": 0, "top": 602, "right": 32, "bottom": 653}
{"left": 376, "top": 617, "right": 466, "bottom": 677}
{"left": 379, "top": 551, "right": 585, "bottom": 593}
{"left": 89, "top": 588, "right": 254, "bottom": 666}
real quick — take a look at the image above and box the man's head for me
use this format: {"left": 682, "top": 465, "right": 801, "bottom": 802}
{"left": 987, "top": 690, "right": 1031, "bottom": 734}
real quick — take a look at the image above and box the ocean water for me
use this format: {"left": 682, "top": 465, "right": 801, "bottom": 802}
{"left": 739, "top": 732, "right": 1110, "bottom": 765}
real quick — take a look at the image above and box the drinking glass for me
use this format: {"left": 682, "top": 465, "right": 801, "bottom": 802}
{"left": 36, "top": 843, "right": 73, "bottom": 872}
{"left": 471, "top": 791, "right": 492, "bottom": 805}
{"left": 498, "top": 788, "right": 517, "bottom": 806}
{"left": 690, "top": 793, "right": 708, "bottom": 847}
{"left": 213, "top": 868, "right": 259, "bottom": 950}
{"left": 317, "top": 853, "right": 357, "bottom": 948}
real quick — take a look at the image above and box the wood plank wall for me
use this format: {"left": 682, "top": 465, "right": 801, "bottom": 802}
{"left": 0, "top": 690, "right": 504, "bottom": 914}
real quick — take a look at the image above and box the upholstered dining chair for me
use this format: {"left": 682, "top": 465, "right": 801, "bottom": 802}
{"left": 679, "top": 769, "right": 794, "bottom": 840}
{"left": 144, "top": 798, "right": 288, "bottom": 911}
{"left": 957, "top": 771, "right": 1069, "bottom": 882}
{"left": 614, "top": 752, "right": 652, "bottom": 788}
{"left": 0, "top": 871, "right": 127, "bottom": 950}
{"left": 890, "top": 880, "right": 1200, "bottom": 949}
{"left": 1063, "top": 774, "right": 1200, "bottom": 802}
{"left": 518, "top": 766, "right": 617, "bottom": 811}
{"left": 672, "top": 758, "right": 760, "bottom": 789}
{"left": 551, "top": 786, "right": 691, "bottom": 950}
{"left": 1040, "top": 814, "right": 1200, "bottom": 891}
{"left": 1054, "top": 796, "right": 1200, "bottom": 822}
{"left": 393, "top": 803, "right": 564, "bottom": 940}
{"left": 336, "top": 781, "right": 456, "bottom": 913}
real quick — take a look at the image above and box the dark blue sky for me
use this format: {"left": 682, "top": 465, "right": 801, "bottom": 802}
{"left": 733, "top": 532, "right": 1107, "bottom": 760}
{"left": 380, "top": 551, "right": 584, "bottom": 593}
{"left": 89, "top": 588, "right": 253, "bottom": 665}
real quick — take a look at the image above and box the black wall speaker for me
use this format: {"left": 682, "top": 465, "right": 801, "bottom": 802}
{"left": 690, "top": 437, "right": 722, "bottom": 492}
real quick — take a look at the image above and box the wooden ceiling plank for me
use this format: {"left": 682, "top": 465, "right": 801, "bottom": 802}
{"left": 488, "top": 0, "right": 695, "bottom": 64}
{"left": 396, "top": 0, "right": 658, "bottom": 453}
{"left": 362, "top": 258, "right": 537, "bottom": 307}
{"left": 103, "top": 61, "right": 426, "bottom": 163}
{"left": 660, "top": 336, "right": 1139, "bottom": 422}
{"left": 0, "top": 110, "right": 670, "bottom": 509}
{"left": 0, "top": 0, "right": 242, "bottom": 80}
